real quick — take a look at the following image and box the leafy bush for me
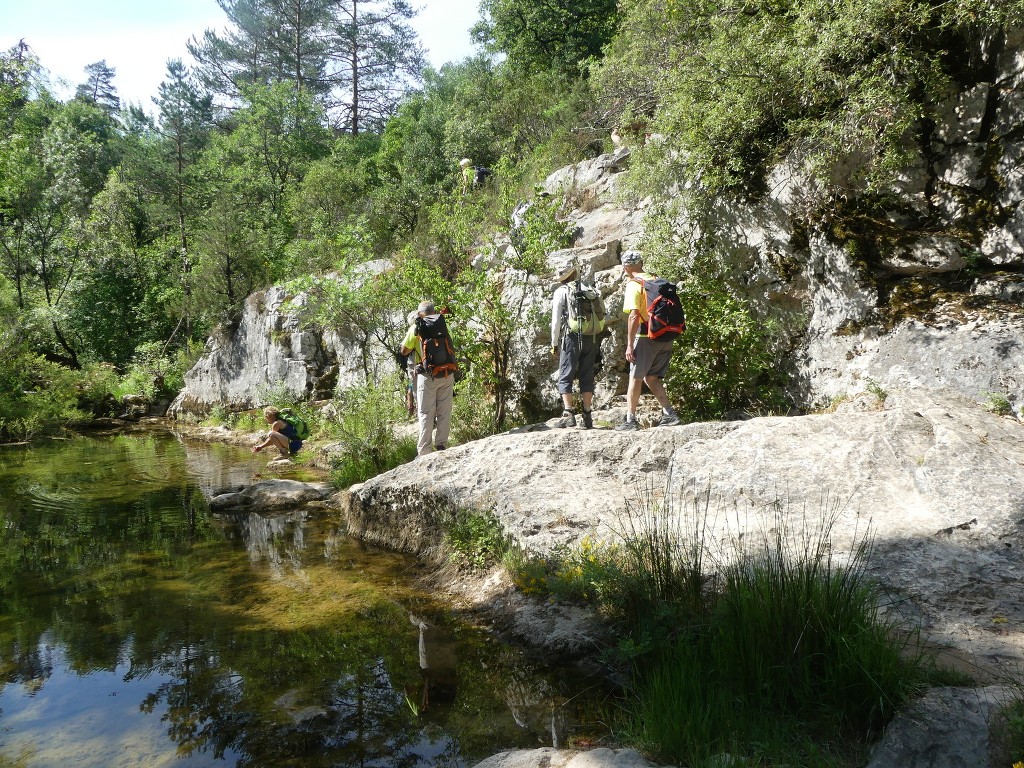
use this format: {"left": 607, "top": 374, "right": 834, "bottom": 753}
{"left": 327, "top": 378, "right": 418, "bottom": 489}
{"left": 76, "top": 363, "right": 121, "bottom": 417}
{"left": 0, "top": 353, "right": 84, "bottom": 441}
{"left": 449, "top": 377, "right": 497, "bottom": 445}
{"left": 637, "top": 213, "right": 788, "bottom": 419}
{"left": 627, "top": 497, "right": 926, "bottom": 765}
{"left": 112, "top": 340, "right": 203, "bottom": 401}
{"left": 1004, "top": 701, "right": 1024, "bottom": 767}
{"left": 444, "top": 509, "right": 509, "bottom": 569}
{"left": 503, "top": 486, "right": 931, "bottom": 766}
{"left": 596, "top": 0, "right": 1024, "bottom": 200}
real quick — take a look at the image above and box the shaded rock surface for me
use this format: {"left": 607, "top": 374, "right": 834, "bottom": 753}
{"left": 865, "top": 686, "right": 1014, "bottom": 768}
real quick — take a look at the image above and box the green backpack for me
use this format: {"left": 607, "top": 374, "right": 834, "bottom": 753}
{"left": 279, "top": 409, "right": 310, "bottom": 440}
{"left": 566, "top": 281, "right": 606, "bottom": 336}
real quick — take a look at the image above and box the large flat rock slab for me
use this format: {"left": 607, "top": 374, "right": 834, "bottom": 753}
{"left": 343, "top": 387, "right": 1024, "bottom": 670}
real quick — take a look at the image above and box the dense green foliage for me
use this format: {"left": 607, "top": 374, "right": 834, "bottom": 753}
{"left": 597, "top": 0, "right": 1024, "bottom": 198}
{"left": 324, "top": 377, "right": 419, "bottom": 488}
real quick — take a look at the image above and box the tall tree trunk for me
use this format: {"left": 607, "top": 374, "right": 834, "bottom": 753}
{"left": 350, "top": 0, "right": 359, "bottom": 135}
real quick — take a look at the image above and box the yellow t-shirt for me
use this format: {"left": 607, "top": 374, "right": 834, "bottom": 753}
{"left": 402, "top": 325, "right": 422, "bottom": 363}
{"left": 622, "top": 272, "right": 656, "bottom": 336}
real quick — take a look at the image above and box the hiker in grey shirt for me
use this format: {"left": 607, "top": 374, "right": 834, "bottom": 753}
{"left": 550, "top": 265, "right": 605, "bottom": 430}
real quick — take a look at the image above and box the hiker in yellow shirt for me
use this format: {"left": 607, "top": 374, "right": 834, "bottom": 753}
{"left": 401, "top": 301, "right": 456, "bottom": 455}
{"left": 617, "top": 250, "right": 681, "bottom": 431}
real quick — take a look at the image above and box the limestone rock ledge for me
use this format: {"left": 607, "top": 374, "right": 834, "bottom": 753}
{"left": 473, "top": 747, "right": 673, "bottom": 768}
{"left": 342, "top": 386, "right": 1024, "bottom": 672}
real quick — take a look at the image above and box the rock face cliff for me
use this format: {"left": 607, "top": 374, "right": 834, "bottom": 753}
{"left": 168, "top": 267, "right": 398, "bottom": 417}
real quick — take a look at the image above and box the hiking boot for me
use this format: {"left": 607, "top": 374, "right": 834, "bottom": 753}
{"left": 658, "top": 412, "right": 681, "bottom": 427}
{"left": 579, "top": 410, "right": 593, "bottom": 430}
{"left": 615, "top": 418, "right": 639, "bottom": 432}
{"left": 435, "top": 444, "right": 446, "bottom": 451}
{"left": 557, "top": 410, "right": 577, "bottom": 428}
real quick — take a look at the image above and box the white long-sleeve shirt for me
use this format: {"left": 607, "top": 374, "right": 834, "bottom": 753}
{"left": 550, "top": 283, "right": 571, "bottom": 345}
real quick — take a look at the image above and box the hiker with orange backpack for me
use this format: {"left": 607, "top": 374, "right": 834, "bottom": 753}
{"left": 400, "top": 300, "right": 458, "bottom": 455}
{"left": 616, "top": 250, "right": 684, "bottom": 431}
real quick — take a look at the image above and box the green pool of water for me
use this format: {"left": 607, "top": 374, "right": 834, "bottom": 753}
{"left": 0, "top": 431, "right": 612, "bottom": 767}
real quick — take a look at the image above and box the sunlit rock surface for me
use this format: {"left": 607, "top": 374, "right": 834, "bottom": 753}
{"left": 344, "top": 387, "right": 1024, "bottom": 672}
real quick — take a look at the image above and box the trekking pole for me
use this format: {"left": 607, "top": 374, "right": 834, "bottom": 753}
{"left": 572, "top": 256, "right": 584, "bottom": 350}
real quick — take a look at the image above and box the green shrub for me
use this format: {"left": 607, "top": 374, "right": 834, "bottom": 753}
{"left": 0, "top": 353, "right": 84, "bottom": 441}
{"left": 327, "top": 377, "right": 418, "bottom": 488}
{"left": 76, "top": 363, "right": 121, "bottom": 416}
{"left": 1003, "top": 699, "right": 1024, "bottom": 767}
{"left": 504, "top": 485, "right": 930, "bottom": 766}
{"left": 450, "top": 377, "right": 497, "bottom": 445}
{"left": 635, "top": 212, "right": 788, "bottom": 420}
{"left": 985, "top": 391, "right": 1013, "bottom": 416}
{"left": 68, "top": 340, "right": 207, "bottom": 413}
{"left": 444, "top": 509, "right": 509, "bottom": 569}
{"left": 626, "top": 497, "right": 926, "bottom": 765}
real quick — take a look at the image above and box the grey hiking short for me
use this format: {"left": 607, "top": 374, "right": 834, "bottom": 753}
{"left": 557, "top": 333, "right": 599, "bottom": 394}
{"left": 630, "top": 336, "right": 674, "bottom": 380}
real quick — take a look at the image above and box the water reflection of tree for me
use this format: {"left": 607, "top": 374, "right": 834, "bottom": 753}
{"left": 0, "top": 435, "right": 220, "bottom": 684}
{"left": 135, "top": 628, "right": 435, "bottom": 766}
{"left": 0, "top": 434, "right": 612, "bottom": 764}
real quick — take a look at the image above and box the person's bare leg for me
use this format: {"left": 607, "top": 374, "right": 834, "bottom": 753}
{"left": 626, "top": 376, "right": 643, "bottom": 415}
{"left": 643, "top": 376, "right": 672, "bottom": 410}
{"left": 266, "top": 431, "right": 291, "bottom": 457}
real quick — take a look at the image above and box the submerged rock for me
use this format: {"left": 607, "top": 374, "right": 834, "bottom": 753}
{"left": 209, "top": 479, "right": 331, "bottom": 513}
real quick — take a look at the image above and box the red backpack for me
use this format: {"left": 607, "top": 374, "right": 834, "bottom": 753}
{"left": 634, "top": 277, "right": 686, "bottom": 341}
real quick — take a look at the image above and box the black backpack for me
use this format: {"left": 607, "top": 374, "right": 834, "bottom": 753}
{"left": 414, "top": 314, "right": 459, "bottom": 378}
{"left": 473, "top": 166, "right": 492, "bottom": 187}
{"left": 635, "top": 277, "right": 686, "bottom": 341}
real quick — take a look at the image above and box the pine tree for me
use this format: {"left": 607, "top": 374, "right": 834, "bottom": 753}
{"left": 76, "top": 60, "right": 120, "bottom": 115}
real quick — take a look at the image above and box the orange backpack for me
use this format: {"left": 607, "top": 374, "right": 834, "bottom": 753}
{"left": 415, "top": 314, "right": 459, "bottom": 378}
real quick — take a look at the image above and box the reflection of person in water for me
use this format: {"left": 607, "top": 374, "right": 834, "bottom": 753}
{"left": 406, "top": 613, "right": 458, "bottom": 713}
{"left": 502, "top": 669, "right": 567, "bottom": 747}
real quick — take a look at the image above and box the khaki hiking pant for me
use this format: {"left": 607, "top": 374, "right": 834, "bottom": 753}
{"left": 416, "top": 372, "right": 454, "bottom": 455}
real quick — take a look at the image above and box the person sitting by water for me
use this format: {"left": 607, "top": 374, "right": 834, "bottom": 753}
{"left": 252, "top": 406, "right": 302, "bottom": 458}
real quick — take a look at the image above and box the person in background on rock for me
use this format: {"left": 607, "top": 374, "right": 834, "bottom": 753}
{"left": 459, "top": 157, "right": 473, "bottom": 194}
{"left": 616, "top": 250, "right": 681, "bottom": 431}
{"left": 550, "top": 265, "right": 599, "bottom": 430}
{"left": 401, "top": 300, "right": 455, "bottom": 455}
{"left": 252, "top": 406, "right": 302, "bottom": 457}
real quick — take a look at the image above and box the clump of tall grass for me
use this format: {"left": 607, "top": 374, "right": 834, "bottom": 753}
{"left": 505, "top": 483, "right": 930, "bottom": 766}
{"left": 624, "top": 494, "right": 927, "bottom": 766}
{"left": 328, "top": 377, "right": 417, "bottom": 488}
